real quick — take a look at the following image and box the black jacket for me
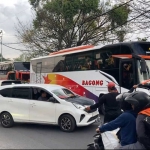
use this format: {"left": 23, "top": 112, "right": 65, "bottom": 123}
{"left": 136, "top": 104, "right": 150, "bottom": 149}
{"left": 90, "top": 92, "right": 122, "bottom": 122}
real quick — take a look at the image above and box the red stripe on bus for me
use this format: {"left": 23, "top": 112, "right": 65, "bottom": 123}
{"left": 49, "top": 45, "right": 94, "bottom": 55}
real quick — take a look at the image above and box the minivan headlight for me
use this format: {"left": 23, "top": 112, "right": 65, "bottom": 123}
{"left": 72, "top": 103, "right": 85, "bottom": 110}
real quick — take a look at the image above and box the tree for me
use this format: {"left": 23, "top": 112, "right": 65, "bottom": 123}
{"left": 128, "top": 0, "right": 150, "bottom": 39}
{"left": 108, "top": 4, "right": 130, "bottom": 42}
{"left": 14, "top": 53, "right": 30, "bottom": 62}
{"left": 0, "top": 54, "right": 10, "bottom": 62}
{"left": 16, "top": 0, "right": 131, "bottom": 58}
{"left": 137, "top": 37, "right": 148, "bottom": 41}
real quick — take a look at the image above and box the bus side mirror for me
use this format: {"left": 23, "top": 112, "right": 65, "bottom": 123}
{"left": 140, "top": 59, "right": 147, "bottom": 73}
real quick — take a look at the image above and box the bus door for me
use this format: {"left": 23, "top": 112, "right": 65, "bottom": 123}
{"left": 119, "top": 59, "right": 136, "bottom": 90}
{"left": 36, "top": 62, "right": 42, "bottom": 83}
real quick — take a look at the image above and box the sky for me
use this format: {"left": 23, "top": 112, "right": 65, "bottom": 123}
{"left": 0, "top": 0, "right": 149, "bottom": 60}
{"left": 0, "top": 0, "right": 33, "bottom": 60}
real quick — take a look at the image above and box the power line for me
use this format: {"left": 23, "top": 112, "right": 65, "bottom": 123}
{"left": 3, "top": 42, "right": 23, "bottom": 45}
{"left": 94, "top": 8, "right": 150, "bottom": 44}
{"left": 2, "top": 43, "right": 29, "bottom": 52}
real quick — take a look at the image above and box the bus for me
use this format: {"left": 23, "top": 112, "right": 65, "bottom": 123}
{"left": 0, "top": 61, "right": 30, "bottom": 82}
{"left": 30, "top": 42, "right": 150, "bottom": 103}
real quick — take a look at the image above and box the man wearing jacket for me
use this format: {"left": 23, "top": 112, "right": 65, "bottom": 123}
{"left": 85, "top": 82, "right": 122, "bottom": 123}
{"left": 96, "top": 94, "right": 137, "bottom": 147}
{"left": 124, "top": 91, "right": 150, "bottom": 149}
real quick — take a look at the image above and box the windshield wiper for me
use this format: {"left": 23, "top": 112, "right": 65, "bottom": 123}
{"left": 68, "top": 95, "right": 77, "bottom": 98}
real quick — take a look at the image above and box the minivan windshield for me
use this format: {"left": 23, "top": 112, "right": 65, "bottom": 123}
{"left": 51, "top": 88, "right": 77, "bottom": 99}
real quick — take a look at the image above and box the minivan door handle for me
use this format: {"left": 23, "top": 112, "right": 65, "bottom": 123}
{"left": 8, "top": 99, "right": 13, "bottom": 102}
{"left": 30, "top": 103, "right": 36, "bottom": 106}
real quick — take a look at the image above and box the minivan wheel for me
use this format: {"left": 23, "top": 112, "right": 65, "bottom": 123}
{"left": 0, "top": 112, "right": 14, "bottom": 128}
{"left": 59, "top": 114, "right": 76, "bottom": 132}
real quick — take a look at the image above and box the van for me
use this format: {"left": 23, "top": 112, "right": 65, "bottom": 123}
{"left": 0, "top": 80, "right": 22, "bottom": 86}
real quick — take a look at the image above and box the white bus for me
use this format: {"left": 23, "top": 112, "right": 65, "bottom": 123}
{"left": 30, "top": 42, "right": 150, "bottom": 102}
{"left": 30, "top": 42, "right": 150, "bottom": 103}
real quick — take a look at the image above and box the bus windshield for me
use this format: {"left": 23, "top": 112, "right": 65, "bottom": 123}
{"left": 14, "top": 62, "right": 30, "bottom": 71}
{"left": 137, "top": 60, "right": 150, "bottom": 83}
{"left": 133, "top": 43, "right": 150, "bottom": 55}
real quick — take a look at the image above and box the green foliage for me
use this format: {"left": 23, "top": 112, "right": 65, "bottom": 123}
{"left": 17, "top": 0, "right": 130, "bottom": 58}
{"left": 109, "top": 4, "right": 130, "bottom": 27}
{"left": 29, "top": 0, "right": 37, "bottom": 6}
{"left": 137, "top": 37, "right": 148, "bottom": 41}
{"left": 14, "top": 53, "right": 30, "bottom": 62}
{"left": 0, "top": 54, "right": 10, "bottom": 62}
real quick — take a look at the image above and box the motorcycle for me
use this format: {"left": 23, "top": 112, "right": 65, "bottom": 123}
{"left": 87, "top": 81, "right": 150, "bottom": 150}
{"left": 87, "top": 133, "right": 104, "bottom": 150}
{"left": 87, "top": 128, "right": 120, "bottom": 150}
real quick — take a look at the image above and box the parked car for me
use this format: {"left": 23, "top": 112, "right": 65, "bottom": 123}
{"left": 0, "top": 80, "right": 22, "bottom": 86}
{"left": 0, "top": 84, "right": 98, "bottom": 132}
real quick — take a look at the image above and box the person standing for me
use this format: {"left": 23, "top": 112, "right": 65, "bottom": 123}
{"left": 85, "top": 82, "right": 122, "bottom": 123}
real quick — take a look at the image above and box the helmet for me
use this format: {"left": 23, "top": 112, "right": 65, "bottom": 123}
{"left": 125, "top": 91, "right": 150, "bottom": 112}
{"left": 116, "top": 92, "right": 132, "bottom": 111}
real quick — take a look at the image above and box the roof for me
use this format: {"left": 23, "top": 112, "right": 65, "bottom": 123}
{"left": 0, "top": 84, "right": 64, "bottom": 91}
{"left": 31, "top": 41, "right": 150, "bottom": 61}
{"left": 31, "top": 45, "right": 102, "bottom": 60}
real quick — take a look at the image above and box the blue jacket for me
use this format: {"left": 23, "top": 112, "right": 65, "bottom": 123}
{"left": 99, "top": 110, "right": 137, "bottom": 146}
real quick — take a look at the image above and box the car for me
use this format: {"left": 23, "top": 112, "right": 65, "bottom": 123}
{"left": 0, "top": 80, "right": 22, "bottom": 86}
{"left": 0, "top": 84, "right": 98, "bottom": 132}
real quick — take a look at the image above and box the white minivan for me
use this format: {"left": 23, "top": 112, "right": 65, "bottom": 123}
{"left": 0, "top": 84, "right": 98, "bottom": 132}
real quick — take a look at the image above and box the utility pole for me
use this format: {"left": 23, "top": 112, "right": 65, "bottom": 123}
{"left": 0, "top": 30, "right": 3, "bottom": 62}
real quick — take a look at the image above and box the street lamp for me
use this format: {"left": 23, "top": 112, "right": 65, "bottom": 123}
{"left": 0, "top": 30, "right": 3, "bottom": 62}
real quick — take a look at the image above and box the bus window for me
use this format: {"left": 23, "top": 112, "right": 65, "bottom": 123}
{"left": 73, "top": 52, "right": 94, "bottom": 71}
{"left": 65, "top": 55, "right": 73, "bottom": 71}
{"left": 120, "top": 61, "right": 134, "bottom": 89}
{"left": 31, "top": 59, "right": 37, "bottom": 73}
{"left": 137, "top": 60, "right": 150, "bottom": 82}
{"left": 132, "top": 42, "right": 150, "bottom": 55}
{"left": 53, "top": 56, "right": 65, "bottom": 72}
{"left": 13, "top": 62, "right": 30, "bottom": 71}
{"left": 42, "top": 57, "right": 54, "bottom": 73}
{"left": 120, "top": 45, "right": 132, "bottom": 54}
{"left": 94, "top": 45, "right": 120, "bottom": 70}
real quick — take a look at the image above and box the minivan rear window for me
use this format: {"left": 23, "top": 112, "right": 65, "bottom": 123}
{"left": 1, "top": 81, "right": 21, "bottom": 86}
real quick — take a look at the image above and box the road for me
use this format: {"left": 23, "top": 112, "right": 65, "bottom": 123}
{"left": 0, "top": 121, "right": 102, "bottom": 149}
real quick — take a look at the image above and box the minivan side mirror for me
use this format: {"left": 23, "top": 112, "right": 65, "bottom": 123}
{"left": 48, "top": 97, "right": 56, "bottom": 103}
{"left": 140, "top": 58, "right": 147, "bottom": 73}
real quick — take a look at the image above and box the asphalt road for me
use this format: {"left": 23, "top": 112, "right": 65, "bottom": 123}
{"left": 0, "top": 120, "right": 102, "bottom": 149}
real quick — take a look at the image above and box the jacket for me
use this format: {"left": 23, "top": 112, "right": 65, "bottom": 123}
{"left": 136, "top": 104, "right": 150, "bottom": 149}
{"left": 90, "top": 92, "right": 122, "bottom": 122}
{"left": 99, "top": 110, "right": 137, "bottom": 146}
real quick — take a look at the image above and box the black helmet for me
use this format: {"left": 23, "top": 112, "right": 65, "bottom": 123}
{"left": 125, "top": 91, "right": 150, "bottom": 112}
{"left": 116, "top": 92, "right": 132, "bottom": 111}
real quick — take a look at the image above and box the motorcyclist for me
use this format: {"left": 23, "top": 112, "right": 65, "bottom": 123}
{"left": 96, "top": 92, "right": 137, "bottom": 147}
{"left": 124, "top": 91, "right": 150, "bottom": 149}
